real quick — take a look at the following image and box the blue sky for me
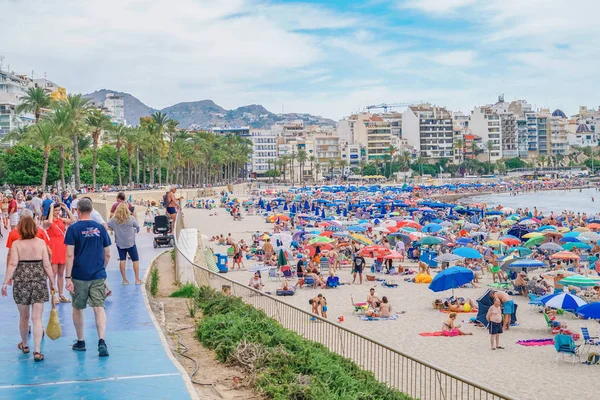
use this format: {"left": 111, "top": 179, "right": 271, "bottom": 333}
{"left": 1, "top": 0, "right": 598, "bottom": 119}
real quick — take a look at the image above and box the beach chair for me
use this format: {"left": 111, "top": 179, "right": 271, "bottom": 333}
{"left": 351, "top": 296, "right": 367, "bottom": 315}
{"left": 281, "top": 266, "right": 294, "bottom": 279}
{"left": 528, "top": 293, "right": 543, "bottom": 311}
{"left": 581, "top": 326, "right": 600, "bottom": 354}
{"left": 268, "top": 268, "right": 279, "bottom": 282}
{"left": 326, "top": 276, "right": 340, "bottom": 288}
{"left": 544, "top": 313, "right": 560, "bottom": 331}
{"left": 303, "top": 276, "right": 317, "bottom": 288}
{"left": 553, "top": 334, "right": 581, "bottom": 364}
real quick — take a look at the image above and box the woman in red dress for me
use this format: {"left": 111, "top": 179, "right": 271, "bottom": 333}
{"left": 45, "top": 203, "right": 75, "bottom": 304}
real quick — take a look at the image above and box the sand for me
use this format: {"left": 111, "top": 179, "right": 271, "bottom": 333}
{"left": 183, "top": 204, "right": 598, "bottom": 400}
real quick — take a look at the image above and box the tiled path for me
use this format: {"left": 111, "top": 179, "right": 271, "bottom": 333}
{"left": 0, "top": 230, "right": 192, "bottom": 399}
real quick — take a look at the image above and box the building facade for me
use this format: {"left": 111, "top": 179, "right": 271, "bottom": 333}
{"left": 250, "top": 130, "right": 277, "bottom": 177}
{"left": 402, "top": 104, "right": 453, "bottom": 160}
{"left": 469, "top": 107, "right": 502, "bottom": 161}
{"left": 104, "top": 93, "right": 126, "bottom": 125}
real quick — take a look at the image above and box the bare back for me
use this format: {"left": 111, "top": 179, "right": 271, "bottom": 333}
{"left": 12, "top": 238, "right": 50, "bottom": 264}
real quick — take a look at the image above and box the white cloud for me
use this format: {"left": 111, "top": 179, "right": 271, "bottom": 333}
{"left": 432, "top": 50, "right": 476, "bottom": 66}
{"left": 401, "top": 0, "right": 477, "bottom": 14}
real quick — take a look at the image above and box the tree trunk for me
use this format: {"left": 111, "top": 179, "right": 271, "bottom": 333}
{"left": 116, "top": 147, "right": 123, "bottom": 186}
{"left": 73, "top": 134, "right": 81, "bottom": 190}
{"left": 149, "top": 149, "right": 154, "bottom": 184}
{"left": 128, "top": 151, "right": 133, "bottom": 187}
{"left": 142, "top": 153, "right": 147, "bottom": 185}
{"left": 92, "top": 134, "right": 99, "bottom": 189}
{"left": 166, "top": 139, "right": 172, "bottom": 184}
{"left": 42, "top": 150, "right": 49, "bottom": 190}
{"left": 59, "top": 145, "right": 66, "bottom": 190}
{"left": 136, "top": 148, "right": 140, "bottom": 186}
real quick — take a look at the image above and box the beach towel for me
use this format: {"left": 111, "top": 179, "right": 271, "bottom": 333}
{"left": 360, "top": 315, "right": 399, "bottom": 321}
{"left": 419, "top": 331, "right": 462, "bottom": 337}
{"left": 381, "top": 283, "right": 399, "bottom": 288}
{"left": 415, "top": 273, "right": 433, "bottom": 284}
{"left": 516, "top": 339, "right": 554, "bottom": 347}
{"left": 439, "top": 309, "right": 477, "bottom": 314}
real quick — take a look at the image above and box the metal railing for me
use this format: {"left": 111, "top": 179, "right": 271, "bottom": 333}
{"left": 173, "top": 212, "right": 511, "bottom": 400}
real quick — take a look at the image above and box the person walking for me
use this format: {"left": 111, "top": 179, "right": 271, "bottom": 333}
{"left": 7, "top": 193, "right": 18, "bottom": 230}
{"left": 107, "top": 203, "right": 141, "bottom": 285}
{"left": 2, "top": 215, "right": 54, "bottom": 362}
{"left": 65, "top": 198, "right": 112, "bottom": 357}
{"left": 166, "top": 186, "right": 182, "bottom": 233}
{"left": 486, "top": 297, "right": 504, "bottom": 350}
{"left": 46, "top": 202, "right": 76, "bottom": 304}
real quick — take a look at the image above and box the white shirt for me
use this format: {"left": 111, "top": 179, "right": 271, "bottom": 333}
{"left": 31, "top": 197, "right": 43, "bottom": 212}
{"left": 90, "top": 209, "right": 105, "bottom": 224}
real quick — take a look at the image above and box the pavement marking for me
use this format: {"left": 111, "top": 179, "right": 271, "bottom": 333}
{"left": 0, "top": 373, "right": 182, "bottom": 390}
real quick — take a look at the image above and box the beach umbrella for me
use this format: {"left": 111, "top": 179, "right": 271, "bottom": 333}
{"left": 359, "top": 245, "right": 391, "bottom": 257}
{"left": 562, "top": 242, "right": 591, "bottom": 251}
{"left": 386, "top": 233, "right": 411, "bottom": 245}
{"left": 332, "top": 232, "right": 350, "bottom": 238}
{"left": 309, "top": 236, "right": 334, "bottom": 244}
{"left": 417, "top": 236, "right": 444, "bottom": 246}
{"left": 551, "top": 251, "right": 580, "bottom": 261}
{"left": 347, "top": 225, "right": 367, "bottom": 232}
{"left": 485, "top": 240, "right": 506, "bottom": 248}
{"left": 538, "top": 225, "right": 557, "bottom": 232}
{"left": 500, "top": 237, "right": 520, "bottom": 246}
{"left": 558, "top": 275, "right": 600, "bottom": 288}
{"left": 422, "top": 223, "right": 442, "bottom": 233}
{"left": 455, "top": 237, "right": 473, "bottom": 245}
{"left": 563, "top": 231, "right": 580, "bottom": 238}
{"left": 429, "top": 266, "right": 474, "bottom": 295}
{"left": 539, "top": 242, "right": 563, "bottom": 252}
{"left": 509, "top": 246, "right": 533, "bottom": 257}
{"left": 542, "top": 270, "right": 577, "bottom": 277}
{"left": 305, "top": 243, "right": 333, "bottom": 257}
{"left": 266, "top": 203, "right": 272, "bottom": 212}
{"left": 400, "top": 226, "right": 417, "bottom": 233}
{"left": 574, "top": 227, "right": 590, "bottom": 232}
{"left": 277, "top": 249, "right": 287, "bottom": 267}
{"left": 543, "top": 231, "right": 562, "bottom": 240}
{"left": 506, "top": 259, "right": 546, "bottom": 268}
{"left": 433, "top": 253, "right": 464, "bottom": 263}
{"left": 350, "top": 234, "right": 373, "bottom": 246}
{"left": 586, "top": 222, "right": 600, "bottom": 230}
{"left": 560, "top": 237, "right": 581, "bottom": 243}
{"left": 397, "top": 220, "right": 422, "bottom": 230}
{"left": 452, "top": 247, "right": 483, "bottom": 259}
{"left": 523, "top": 232, "right": 544, "bottom": 239}
{"left": 319, "top": 231, "right": 334, "bottom": 237}
{"left": 542, "top": 292, "right": 586, "bottom": 311}
{"left": 580, "top": 231, "right": 600, "bottom": 241}
{"left": 519, "top": 219, "right": 537, "bottom": 226}
{"left": 463, "top": 223, "right": 479, "bottom": 231}
{"left": 577, "top": 303, "right": 600, "bottom": 319}
{"left": 523, "top": 236, "right": 546, "bottom": 248}
{"left": 501, "top": 219, "right": 517, "bottom": 226}
{"left": 383, "top": 251, "right": 404, "bottom": 259}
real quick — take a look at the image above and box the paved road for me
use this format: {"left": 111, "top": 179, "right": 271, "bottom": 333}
{"left": 0, "top": 226, "right": 191, "bottom": 399}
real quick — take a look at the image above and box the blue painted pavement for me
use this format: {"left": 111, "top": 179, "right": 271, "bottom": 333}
{"left": 0, "top": 231, "right": 191, "bottom": 399}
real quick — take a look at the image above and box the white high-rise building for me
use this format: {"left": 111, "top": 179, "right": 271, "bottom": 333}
{"left": 250, "top": 130, "right": 277, "bottom": 177}
{"left": 104, "top": 93, "right": 126, "bottom": 125}
{"left": 402, "top": 104, "right": 453, "bottom": 160}
{"left": 469, "top": 106, "right": 502, "bottom": 162}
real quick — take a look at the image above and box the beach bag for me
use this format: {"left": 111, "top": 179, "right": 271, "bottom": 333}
{"left": 162, "top": 192, "right": 169, "bottom": 207}
{"left": 586, "top": 353, "right": 600, "bottom": 365}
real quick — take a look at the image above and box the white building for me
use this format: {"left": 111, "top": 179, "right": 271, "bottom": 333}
{"left": 567, "top": 123, "right": 596, "bottom": 147}
{"left": 250, "top": 130, "right": 277, "bottom": 177}
{"left": 469, "top": 107, "right": 502, "bottom": 161}
{"left": 104, "top": 93, "right": 126, "bottom": 126}
{"left": 0, "top": 69, "right": 33, "bottom": 142}
{"left": 337, "top": 118, "right": 354, "bottom": 144}
{"left": 341, "top": 142, "right": 362, "bottom": 170}
{"left": 548, "top": 110, "right": 569, "bottom": 155}
{"left": 352, "top": 114, "right": 392, "bottom": 161}
{"left": 402, "top": 104, "right": 453, "bottom": 160}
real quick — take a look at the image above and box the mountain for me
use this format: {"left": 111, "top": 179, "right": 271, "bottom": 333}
{"left": 83, "top": 89, "right": 156, "bottom": 125}
{"left": 83, "top": 89, "right": 336, "bottom": 129}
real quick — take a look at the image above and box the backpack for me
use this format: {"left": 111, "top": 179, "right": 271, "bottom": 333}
{"left": 162, "top": 192, "right": 169, "bottom": 208}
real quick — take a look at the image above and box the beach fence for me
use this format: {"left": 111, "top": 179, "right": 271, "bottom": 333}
{"left": 174, "top": 212, "right": 511, "bottom": 400}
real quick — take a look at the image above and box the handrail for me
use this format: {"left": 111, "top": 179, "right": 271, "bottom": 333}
{"left": 173, "top": 211, "right": 512, "bottom": 400}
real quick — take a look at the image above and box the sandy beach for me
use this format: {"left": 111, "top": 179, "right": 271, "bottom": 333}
{"left": 183, "top": 201, "right": 599, "bottom": 400}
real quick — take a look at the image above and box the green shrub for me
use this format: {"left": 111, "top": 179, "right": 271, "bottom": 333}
{"left": 150, "top": 267, "right": 160, "bottom": 297}
{"left": 195, "top": 287, "right": 410, "bottom": 400}
{"left": 169, "top": 283, "right": 199, "bottom": 298}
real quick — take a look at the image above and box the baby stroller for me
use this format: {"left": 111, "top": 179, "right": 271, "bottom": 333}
{"left": 153, "top": 215, "right": 174, "bottom": 248}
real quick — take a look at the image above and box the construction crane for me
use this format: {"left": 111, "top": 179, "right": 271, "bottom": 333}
{"left": 365, "top": 102, "right": 425, "bottom": 114}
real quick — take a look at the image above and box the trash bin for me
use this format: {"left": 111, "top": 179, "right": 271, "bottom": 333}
{"left": 215, "top": 253, "right": 228, "bottom": 273}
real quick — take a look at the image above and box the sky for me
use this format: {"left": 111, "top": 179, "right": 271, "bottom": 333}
{"left": 1, "top": 0, "right": 598, "bottom": 119}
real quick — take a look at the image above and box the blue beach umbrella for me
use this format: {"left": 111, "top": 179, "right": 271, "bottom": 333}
{"left": 506, "top": 259, "right": 546, "bottom": 268}
{"left": 321, "top": 208, "right": 326, "bottom": 219}
{"left": 422, "top": 223, "right": 442, "bottom": 233}
{"left": 347, "top": 225, "right": 367, "bottom": 232}
{"left": 577, "top": 302, "right": 600, "bottom": 319}
{"left": 455, "top": 237, "right": 473, "bottom": 245}
{"left": 541, "top": 292, "right": 586, "bottom": 311}
{"left": 452, "top": 247, "right": 483, "bottom": 259}
{"left": 266, "top": 203, "right": 271, "bottom": 212}
{"left": 429, "top": 266, "right": 475, "bottom": 295}
{"left": 283, "top": 203, "right": 289, "bottom": 211}
{"left": 560, "top": 237, "right": 581, "bottom": 243}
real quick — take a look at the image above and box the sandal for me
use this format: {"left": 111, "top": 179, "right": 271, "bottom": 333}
{"left": 33, "top": 352, "right": 44, "bottom": 362}
{"left": 53, "top": 296, "right": 60, "bottom": 305}
{"left": 18, "top": 342, "right": 30, "bottom": 354}
{"left": 59, "top": 295, "right": 72, "bottom": 303}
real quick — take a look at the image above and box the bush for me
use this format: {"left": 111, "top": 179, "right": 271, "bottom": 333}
{"left": 170, "top": 283, "right": 199, "bottom": 298}
{"left": 195, "top": 287, "right": 410, "bottom": 400}
{"left": 150, "top": 267, "right": 160, "bottom": 296}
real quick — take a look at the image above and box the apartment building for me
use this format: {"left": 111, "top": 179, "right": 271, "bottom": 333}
{"left": 516, "top": 118, "right": 529, "bottom": 157}
{"left": 104, "top": 93, "right": 126, "bottom": 125}
{"left": 250, "top": 130, "right": 277, "bottom": 177}
{"left": 548, "top": 110, "right": 569, "bottom": 155}
{"left": 351, "top": 113, "right": 392, "bottom": 161}
{"left": 341, "top": 143, "right": 362, "bottom": 169}
{"left": 469, "top": 107, "right": 502, "bottom": 161}
{"left": 402, "top": 104, "right": 453, "bottom": 160}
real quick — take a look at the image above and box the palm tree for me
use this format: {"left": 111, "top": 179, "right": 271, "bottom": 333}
{"left": 453, "top": 138, "right": 465, "bottom": 163}
{"left": 165, "top": 119, "right": 179, "bottom": 184}
{"left": 289, "top": 152, "right": 297, "bottom": 185}
{"left": 22, "top": 121, "right": 70, "bottom": 190}
{"left": 308, "top": 155, "right": 317, "bottom": 182}
{"left": 62, "top": 94, "right": 91, "bottom": 189}
{"left": 50, "top": 106, "right": 73, "bottom": 190}
{"left": 328, "top": 159, "right": 336, "bottom": 179}
{"left": 297, "top": 150, "right": 307, "bottom": 184}
{"left": 150, "top": 112, "right": 169, "bottom": 185}
{"left": 105, "top": 124, "right": 127, "bottom": 186}
{"left": 16, "top": 87, "right": 51, "bottom": 123}
{"left": 85, "top": 108, "right": 112, "bottom": 189}
{"left": 338, "top": 159, "right": 348, "bottom": 180}
{"left": 123, "top": 127, "right": 139, "bottom": 186}
{"left": 538, "top": 155, "right": 547, "bottom": 168}
{"left": 485, "top": 140, "right": 494, "bottom": 174}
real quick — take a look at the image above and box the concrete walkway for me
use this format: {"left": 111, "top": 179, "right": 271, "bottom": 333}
{"left": 0, "top": 229, "right": 192, "bottom": 399}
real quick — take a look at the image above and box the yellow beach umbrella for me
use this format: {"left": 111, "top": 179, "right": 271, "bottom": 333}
{"left": 350, "top": 234, "right": 374, "bottom": 246}
{"left": 485, "top": 240, "right": 505, "bottom": 248}
{"left": 574, "top": 227, "right": 590, "bottom": 232}
{"left": 501, "top": 220, "right": 516, "bottom": 226}
{"left": 522, "top": 232, "right": 544, "bottom": 239}
{"left": 557, "top": 227, "right": 570, "bottom": 233}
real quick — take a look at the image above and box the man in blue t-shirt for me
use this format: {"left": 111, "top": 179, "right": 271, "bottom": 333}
{"left": 42, "top": 194, "right": 54, "bottom": 219}
{"left": 65, "top": 198, "right": 111, "bottom": 357}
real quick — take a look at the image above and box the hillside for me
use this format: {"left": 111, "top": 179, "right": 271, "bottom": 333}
{"left": 83, "top": 90, "right": 336, "bottom": 129}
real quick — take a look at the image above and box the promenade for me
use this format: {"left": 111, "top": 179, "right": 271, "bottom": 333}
{"left": 0, "top": 230, "right": 192, "bottom": 399}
